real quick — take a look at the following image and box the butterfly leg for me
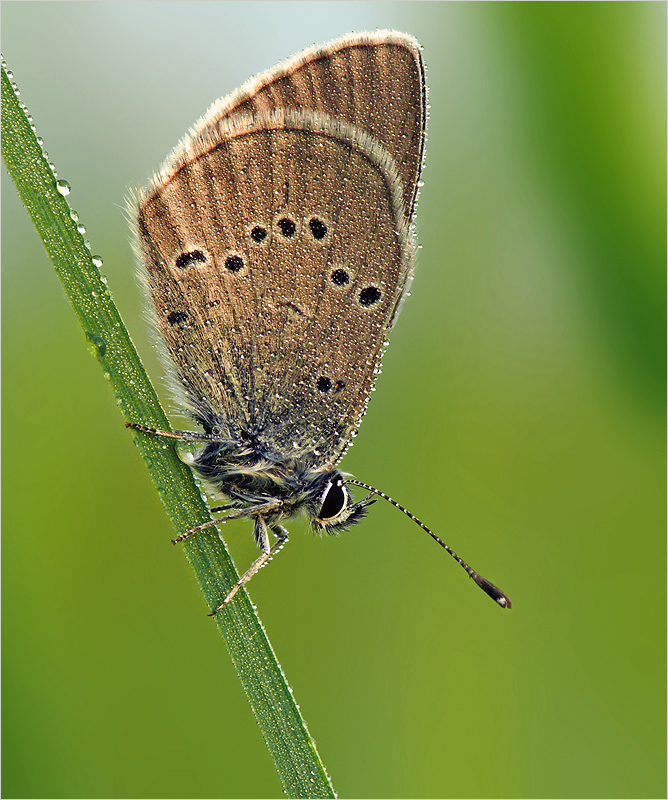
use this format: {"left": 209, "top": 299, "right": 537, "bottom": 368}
{"left": 170, "top": 510, "right": 232, "bottom": 544}
{"left": 126, "top": 422, "right": 224, "bottom": 443}
{"left": 208, "top": 521, "right": 289, "bottom": 615}
{"left": 171, "top": 500, "right": 283, "bottom": 544}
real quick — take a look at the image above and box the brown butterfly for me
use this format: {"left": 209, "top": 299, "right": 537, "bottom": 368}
{"left": 128, "top": 31, "right": 511, "bottom": 614}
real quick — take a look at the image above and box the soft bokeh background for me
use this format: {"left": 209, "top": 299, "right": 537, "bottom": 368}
{"left": 3, "top": 2, "right": 665, "bottom": 798}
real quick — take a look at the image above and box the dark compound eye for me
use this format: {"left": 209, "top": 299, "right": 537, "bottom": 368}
{"left": 359, "top": 286, "right": 382, "bottom": 307}
{"left": 330, "top": 268, "right": 350, "bottom": 286}
{"left": 167, "top": 311, "right": 188, "bottom": 325}
{"left": 225, "top": 254, "right": 244, "bottom": 273}
{"left": 319, "top": 479, "right": 347, "bottom": 520}
{"left": 308, "top": 217, "right": 328, "bottom": 240}
{"left": 250, "top": 225, "right": 267, "bottom": 243}
{"left": 277, "top": 217, "right": 297, "bottom": 237}
{"left": 175, "top": 250, "right": 206, "bottom": 269}
{"left": 317, "top": 376, "right": 333, "bottom": 392}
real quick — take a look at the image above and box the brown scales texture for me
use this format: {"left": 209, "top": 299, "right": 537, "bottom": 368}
{"left": 138, "top": 113, "right": 412, "bottom": 467}
{"left": 134, "top": 32, "right": 426, "bottom": 472}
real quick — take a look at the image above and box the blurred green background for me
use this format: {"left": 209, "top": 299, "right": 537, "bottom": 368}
{"left": 2, "top": 2, "right": 665, "bottom": 798}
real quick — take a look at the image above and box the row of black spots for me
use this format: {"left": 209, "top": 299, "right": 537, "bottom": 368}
{"left": 171, "top": 247, "right": 239, "bottom": 277}
{"left": 328, "top": 266, "right": 383, "bottom": 308}
{"left": 247, "top": 213, "right": 331, "bottom": 247}
{"left": 171, "top": 243, "right": 380, "bottom": 312}
{"left": 316, "top": 376, "right": 346, "bottom": 394}
{"left": 175, "top": 246, "right": 248, "bottom": 275}
{"left": 172, "top": 245, "right": 245, "bottom": 277}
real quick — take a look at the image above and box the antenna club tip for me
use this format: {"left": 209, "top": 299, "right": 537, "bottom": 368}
{"left": 472, "top": 573, "right": 512, "bottom": 610}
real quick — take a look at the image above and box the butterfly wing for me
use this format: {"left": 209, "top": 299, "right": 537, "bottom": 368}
{"left": 136, "top": 110, "right": 413, "bottom": 468}
{"left": 179, "top": 31, "right": 426, "bottom": 224}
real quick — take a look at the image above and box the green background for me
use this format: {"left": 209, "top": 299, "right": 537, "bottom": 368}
{"left": 2, "top": 2, "right": 665, "bottom": 798}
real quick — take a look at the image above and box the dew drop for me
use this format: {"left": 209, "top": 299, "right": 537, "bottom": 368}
{"left": 92, "top": 255, "right": 103, "bottom": 268}
{"left": 76, "top": 223, "right": 86, "bottom": 235}
{"left": 85, "top": 331, "right": 106, "bottom": 359}
{"left": 55, "top": 179, "right": 71, "bottom": 197}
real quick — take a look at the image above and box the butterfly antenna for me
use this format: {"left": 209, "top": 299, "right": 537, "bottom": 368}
{"left": 347, "top": 479, "right": 512, "bottom": 609}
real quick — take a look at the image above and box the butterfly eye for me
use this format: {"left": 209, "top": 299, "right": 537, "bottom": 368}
{"left": 318, "top": 478, "right": 348, "bottom": 520}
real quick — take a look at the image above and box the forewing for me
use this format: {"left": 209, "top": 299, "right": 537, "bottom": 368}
{"left": 136, "top": 111, "right": 413, "bottom": 467}
{"left": 188, "top": 31, "right": 426, "bottom": 223}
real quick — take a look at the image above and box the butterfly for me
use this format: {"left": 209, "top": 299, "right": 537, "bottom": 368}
{"left": 128, "top": 31, "right": 511, "bottom": 614}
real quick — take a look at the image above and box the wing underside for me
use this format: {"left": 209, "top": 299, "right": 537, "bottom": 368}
{"left": 137, "top": 112, "right": 414, "bottom": 468}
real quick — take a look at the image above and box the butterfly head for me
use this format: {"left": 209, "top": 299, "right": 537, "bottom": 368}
{"left": 309, "top": 471, "right": 376, "bottom": 534}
